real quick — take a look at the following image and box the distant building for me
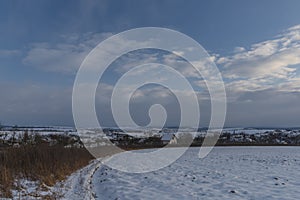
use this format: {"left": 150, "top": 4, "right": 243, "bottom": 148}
{"left": 161, "top": 133, "right": 178, "bottom": 145}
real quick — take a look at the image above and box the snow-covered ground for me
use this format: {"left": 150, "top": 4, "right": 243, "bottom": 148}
{"left": 8, "top": 147, "right": 300, "bottom": 199}
{"left": 221, "top": 128, "right": 276, "bottom": 134}
{"left": 91, "top": 147, "right": 300, "bottom": 200}
{"left": 8, "top": 160, "right": 101, "bottom": 200}
{"left": 57, "top": 160, "right": 102, "bottom": 200}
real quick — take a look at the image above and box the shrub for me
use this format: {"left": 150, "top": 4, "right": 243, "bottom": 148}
{"left": 0, "top": 144, "right": 93, "bottom": 197}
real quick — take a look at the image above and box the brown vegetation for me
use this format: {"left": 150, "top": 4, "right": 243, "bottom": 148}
{"left": 0, "top": 144, "right": 93, "bottom": 198}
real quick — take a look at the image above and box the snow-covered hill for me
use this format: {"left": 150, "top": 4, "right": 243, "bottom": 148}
{"left": 2, "top": 127, "right": 300, "bottom": 148}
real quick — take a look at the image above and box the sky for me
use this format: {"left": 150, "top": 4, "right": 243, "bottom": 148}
{"left": 1, "top": 0, "right": 300, "bottom": 127}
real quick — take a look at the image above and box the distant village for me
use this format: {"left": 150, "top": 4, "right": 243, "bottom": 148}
{"left": 1, "top": 125, "right": 300, "bottom": 149}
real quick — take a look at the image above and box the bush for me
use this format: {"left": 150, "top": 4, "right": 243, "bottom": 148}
{"left": 0, "top": 144, "right": 93, "bottom": 197}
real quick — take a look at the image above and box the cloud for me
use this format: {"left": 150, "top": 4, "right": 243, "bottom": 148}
{"left": 22, "top": 33, "right": 113, "bottom": 73}
{"left": 112, "top": 51, "right": 160, "bottom": 74}
{"left": 233, "top": 47, "right": 246, "bottom": 53}
{"left": 11, "top": 25, "right": 300, "bottom": 127}
{"left": 0, "top": 49, "right": 21, "bottom": 57}
{"left": 222, "top": 48, "right": 300, "bottom": 79}
{"left": 206, "top": 23, "right": 300, "bottom": 130}
{"left": 23, "top": 44, "right": 86, "bottom": 73}
{"left": 217, "top": 24, "right": 300, "bottom": 95}
{"left": 0, "top": 83, "right": 73, "bottom": 126}
{"left": 226, "top": 90, "right": 300, "bottom": 127}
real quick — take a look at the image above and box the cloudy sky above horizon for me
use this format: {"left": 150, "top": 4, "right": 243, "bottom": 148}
{"left": 1, "top": 0, "right": 300, "bottom": 127}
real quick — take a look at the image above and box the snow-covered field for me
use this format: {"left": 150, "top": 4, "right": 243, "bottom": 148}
{"left": 8, "top": 160, "right": 102, "bottom": 200}
{"left": 91, "top": 147, "right": 300, "bottom": 200}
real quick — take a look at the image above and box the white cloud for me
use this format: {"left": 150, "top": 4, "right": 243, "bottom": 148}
{"left": 0, "top": 83, "right": 73, "bottom": 125}
{"left": 23, "top": 33, "right": 113, "bottom": 73}
{"left": 224, "top": 48, "right": 300, "bottom": 79}
{"left": 113, "top": 51, "right": 160, "bottom": 74}
{"left": 217, "top": 24, "right": 300, "bottom": 95}
{"left": 233, "top": 46, "right": 246, "bottom": 53}
{"left": 0, "top": 49, "right": 20, "bottom": 57}
{"left": 23, "top": 44, "right": 86, "bottom": 73}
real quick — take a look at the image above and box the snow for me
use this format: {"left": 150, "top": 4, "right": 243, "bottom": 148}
{"left": 161, "top": 133, "right": 174, "bottom": 141}
{"left": 221, "top": 128, "right": 275, "bottom": 134}
{"left": 0, "top": 130, "right": 75, "bottom": 141}
{"left": 91, "top": 147, "right": 300, "bottom": 200}
{"left": 3, "top": 127, "right": 300, "bottom": 199}
{"left": 58, "top": 160, "right": 102, "bottom": 200}
{"left": 8, "top": 160, "right": 103, "bottom": 199}
{"left": 11, "top": 179, "right": 53, "bottom": 199}
{"left": 7, "top": 146, "right": 300, "bottom": 199}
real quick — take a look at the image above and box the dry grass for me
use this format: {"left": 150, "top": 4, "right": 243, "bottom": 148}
{"left": 0, "top": 144, "right": 93, "bottom": 198}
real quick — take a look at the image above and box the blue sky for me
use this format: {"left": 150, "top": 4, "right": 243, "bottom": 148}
{"left": 1, "top": 0, "right": 300, "bottom": 127}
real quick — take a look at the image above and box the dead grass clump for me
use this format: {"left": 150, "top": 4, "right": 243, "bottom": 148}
{"left": 0, "top": 145, "right": 93, "bottom": 197}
